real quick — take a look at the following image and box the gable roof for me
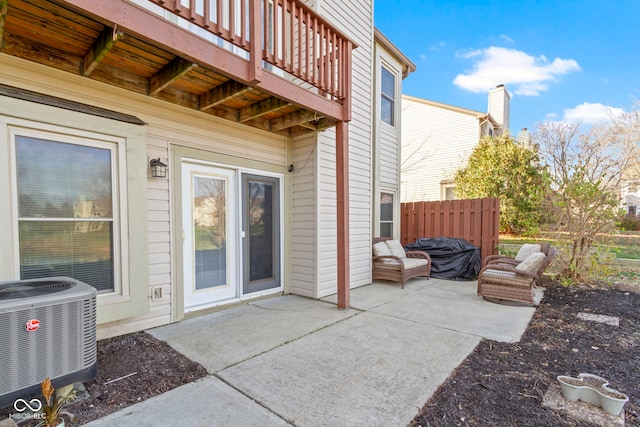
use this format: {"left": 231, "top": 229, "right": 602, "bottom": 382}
{"left": 402, "top": 94, "right": 500, "bottom": 126}
{"left": 374, "top": 28, "right": 416, "bottom": 79}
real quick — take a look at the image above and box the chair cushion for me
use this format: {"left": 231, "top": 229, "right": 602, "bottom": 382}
{"left": 385, "top": 239, "right": 406, "bottom": 259}
{"left": 373, "top": 241, "right": 398, "bottom": 265}
{"left": 374, "top": 258, "right": 429, "bottom": 270}
{"left": 515, "top": 243, "right": 541, "bottom": 261}
{"left": 401, "top": 258, "right": 429, "bottom": 269}
{"left": 515, "top": 252, "right": 547, "bottom": 274}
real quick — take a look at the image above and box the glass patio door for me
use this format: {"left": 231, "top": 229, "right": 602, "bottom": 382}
{"left": 242, "top": 174, "right": 281, "bottom": 294}
{"left": 182, "top": 162, "right": 237, "bottom": 311}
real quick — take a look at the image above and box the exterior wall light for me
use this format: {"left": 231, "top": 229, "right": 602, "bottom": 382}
{"left": 150, "top": 158, "right": 167, "bottom": 178}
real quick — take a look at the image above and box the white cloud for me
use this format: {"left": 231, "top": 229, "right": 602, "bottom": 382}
{"left": 562, "top": 102, "right": 625, "bottom": 124}
{"left": 429, "top": 41, "right": 446, "bottom": 51}
{"left": 453, "top": 46, "right": 581, "bottom": 96}
{"left": 500, "top": 34, "right": 514, "bottom": 43}
{"left": 456, "top": 48, "right": 482, "bottom": 59}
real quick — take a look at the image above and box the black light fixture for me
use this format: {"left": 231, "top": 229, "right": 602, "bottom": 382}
{"left": 150, "top": 158, "right": 167, "bottom": 178}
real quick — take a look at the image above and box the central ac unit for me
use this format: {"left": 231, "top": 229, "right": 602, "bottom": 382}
{"left": 0, "top": 277, "right": 97, "bottom": 408}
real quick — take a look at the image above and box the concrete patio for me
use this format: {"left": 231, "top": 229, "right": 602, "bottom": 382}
{"left": 85, "top": 278, "right": 541, "bottom": 427}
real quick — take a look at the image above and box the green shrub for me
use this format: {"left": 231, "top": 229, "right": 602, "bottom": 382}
{"left": 617, "top": 215, "right": 640, "bottom": 231}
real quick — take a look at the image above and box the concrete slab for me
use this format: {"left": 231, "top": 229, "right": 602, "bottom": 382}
{"left": 577, "top": 312, "right": 620, "bottom": 326}
{"left": 149, "top": 295, "right": 358, "bottom": 373}
{"left": 83, "top": 376, "right": 290, "bottom": 427}
{"left": 218, "top": 311, "right": 480, "bottom": 427}
{"left": 369, "top": 280, "right": 536, "bottom": 342}
{"left": 320, "top": 277, "right": 434, "bottom": 310}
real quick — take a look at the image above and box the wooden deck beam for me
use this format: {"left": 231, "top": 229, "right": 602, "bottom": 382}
{"left": 82, "top": 26, "right": 123, "bottom": 76}
{"left": 238, "top": 97, "right": 290, "bottom": 123}
{"left": 0, "top": 0, "right": 8, "bottom": 43}
{"left": 149, "top": 57, "right": 198, "bottom": 96}
{"left": 270, "top": 109, "right": 319, "bottom": 131}
{"left": 199, "top": 80, "right": 251, "bottom": 111}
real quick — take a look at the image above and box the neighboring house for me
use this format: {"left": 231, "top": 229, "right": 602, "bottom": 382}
{"left": 401, "top": 85, "right": 510, "bottom": 202}
{"left": 0, "top": 0, "right": 413, "bottom": 338}
{"left": 621, "top": 165, "right": 640, "bottom": 216}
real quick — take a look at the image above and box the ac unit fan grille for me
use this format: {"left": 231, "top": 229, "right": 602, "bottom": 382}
{"left": 0, "top": 280, "right": 75, "bottom": 300}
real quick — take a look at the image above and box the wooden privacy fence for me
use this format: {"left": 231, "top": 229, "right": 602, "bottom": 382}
{"left": 400, "top": 198, "right": 500, "bottom": 259}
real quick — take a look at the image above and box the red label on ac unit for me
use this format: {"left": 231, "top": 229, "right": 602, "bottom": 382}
{"left": 25, "top": 319, "right": 40, "bottom": 332}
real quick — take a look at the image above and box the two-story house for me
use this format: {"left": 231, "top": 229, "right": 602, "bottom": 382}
{"left": 401, "top": 85, "right": 510, "bottom": 202}
{"left": 0, "top": 0, "right": 414, "bottom": 338}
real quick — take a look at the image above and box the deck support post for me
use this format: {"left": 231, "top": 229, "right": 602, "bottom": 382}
{"left": 336, "top": 120, "right": 350, "bottom": 309}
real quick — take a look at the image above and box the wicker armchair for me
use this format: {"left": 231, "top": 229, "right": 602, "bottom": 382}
{"left": 477, "top": 247, "right": 557, "bottom": 305}
{"left": 372, "top": 238, "right": 431, "bottom": 288}
{"left": 482, "top": 242, "right": 551, "bottom": 268}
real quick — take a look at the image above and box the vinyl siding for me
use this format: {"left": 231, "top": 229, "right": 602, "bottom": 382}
{"left": 1, "top": 0, "right": 379, "bottom": 324}
{"left": 379, "top": 126, "right": 400, "bottom": 186}
{"left": 372, "top": 38, "right": 404, "bottom": 238}
{"left": 401, "top": 96, "right": 480, "bottom": 202}
{"left": 0, "top": 55, "right": 288, "bottom": 338}
{"left": 488, "top": 86, "right": 510, "bottom": 132}
{"left": 291, "top": 133, "right": 316, "bottom": 297}
{"left": 316, "top": 0, "right": 374, "bottom": 295}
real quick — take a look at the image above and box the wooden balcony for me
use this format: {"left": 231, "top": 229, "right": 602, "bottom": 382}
{"left": 0, "top": 0, "right": 355, "bottom": 136}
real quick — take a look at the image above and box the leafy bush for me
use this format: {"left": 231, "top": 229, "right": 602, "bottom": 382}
{"left": 617, "top": 215, "right": 640, "bottom": 231}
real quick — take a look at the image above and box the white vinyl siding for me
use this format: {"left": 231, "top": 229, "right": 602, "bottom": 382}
{"left": 373, "top": 41, "right": 403, "bottom": 239}
{"left": 487, "top": 86, "right": 510, "bottom": 133}
{"left": 379, "top": 126, "right": 400, "bottom": 185}
{"left": 291, "top": 133, "right": 316, "bottom": 297}
{"left": 0, "top": 0, "right": 379, "bottom": 328}
{"left": 0, "top": 54, "right": 288, "bottom": 337}
{"left": 401, "top": 96, "right": 481, "bottom": 203}
{"left": 316, "top": 0, "right": 374, "bottom": 294}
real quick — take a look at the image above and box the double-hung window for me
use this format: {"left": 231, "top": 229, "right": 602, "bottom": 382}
{"left": 381, "top": 66, "right": 396, "bottom": 126}
{"left": 12, "top": 128, "right": 122, "bottom": 294}
{"left": 380, "top": 191, "right": 394, "bottom": 238}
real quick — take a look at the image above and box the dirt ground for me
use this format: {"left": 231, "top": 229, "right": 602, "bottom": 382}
{"left": 4, "top": 275, "right": 638, "bottom": 426}
{"left": 411, "top": 276, "right": 640, "bottom": 427}
{"left": 66, "top": 332, "right": 208, "bottom": 425}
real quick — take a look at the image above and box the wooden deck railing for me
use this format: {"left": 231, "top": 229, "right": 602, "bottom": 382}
{"left": 149, "top": 0, "right": 353, "bottom": 102}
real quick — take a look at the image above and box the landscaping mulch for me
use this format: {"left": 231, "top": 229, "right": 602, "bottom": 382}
{"left": 411, "top": 277, "right": 640, "bottom": 427}
{"left": 5, "top": 276, "right": 637, "bottom": 426}
{"left": 68, "top": 332, "right": 208, "bottom": 425}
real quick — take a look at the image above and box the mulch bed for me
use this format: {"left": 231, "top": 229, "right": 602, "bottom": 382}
{"left": 411, "top": 277, "right": 640, "bottom": 427}
{"left": 67, "top": 332, "right": 208, "bottom": 425}
{"left": 4, "top": 278, "right": 637, "bottom": 426}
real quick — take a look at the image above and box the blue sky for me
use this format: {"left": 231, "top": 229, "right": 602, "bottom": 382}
{"left": 374, "top": 0, "right": 640, "bottom": 135}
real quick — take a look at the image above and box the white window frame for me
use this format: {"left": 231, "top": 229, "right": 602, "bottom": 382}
{"left": 4, "top": 120, "right": 129, "bottom": 303}
{"left": 379, "top": 189, "right": 396, "bottom": 238}
{"left": 440, "top": 180, "right": 456, "bottom": 200}
{"left": 380, "top": 62, "right": 399, "bottom": 128}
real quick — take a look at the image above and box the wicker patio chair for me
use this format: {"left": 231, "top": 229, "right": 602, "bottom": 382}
{"left": 482, "top": 242, "right": 551, "bottom": 268}
{"left": 372, "top": 237, "right": 431, "bottom": 288}
{"left": 477, "top": 247, "right": 557, "bottom": 305}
